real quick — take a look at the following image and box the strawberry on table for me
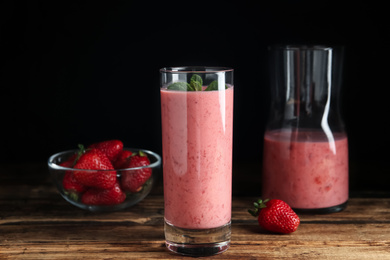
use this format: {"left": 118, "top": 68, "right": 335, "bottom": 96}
{"left": 73, "top": 148, "right": 117, "bottom": 189}
{"left": 113, "top": 150, "right": 133, "bottom": 169}
{"left": 249, "top": 198, "right": 300, "bottom": 234}
{"left": 81, "top": 182, "right": 126, "bottom": 205}
{"left": 120, "top": 151, "right": 152, "bottom": 193}
{"left": 88, "top": 140, "right": 123, "bottom": 162}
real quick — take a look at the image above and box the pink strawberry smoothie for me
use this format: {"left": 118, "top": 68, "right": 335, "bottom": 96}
{"left": 262, "top": 129, "right": 348, "bottom": 209}
{"left": 161, "top": 86, "right": 233, "bottom": 229}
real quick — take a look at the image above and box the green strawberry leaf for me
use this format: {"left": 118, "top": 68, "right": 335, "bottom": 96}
{"left": 190, "top": 74, "right": 203, "bottom": 91}
{"left": 248, "top": 198, "right": 270, "bottom": 217}
{"left": 65, "top": 191, "right": 79, "bottom": 202}
{"left": 74, "top": 144, "right": 86, "bottom": 165}
{"left": 248, "top": 209, "right": 258, "bottom": 217}
{"left": 167, "top": 82, "right": 193, "bottom": 91}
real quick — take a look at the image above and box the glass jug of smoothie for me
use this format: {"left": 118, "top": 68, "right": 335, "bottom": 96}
{"left": 262, "top": 45, "right": 348, "bottom": 213}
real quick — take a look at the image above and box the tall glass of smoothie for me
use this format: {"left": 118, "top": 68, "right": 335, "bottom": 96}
{"left": 262, "top": 46, "right": 348, "bottom": 214}
{"left": 160, "top": 67, "right": 234, "bottom": 256}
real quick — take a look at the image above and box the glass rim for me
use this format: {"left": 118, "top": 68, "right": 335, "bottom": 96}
{"left": 269, "top": 44, "right": 344, "bottom": 51}
{"left": 47, "top": 148, "right": 161, "bottom": 172}
{"left": 160, "top": 66, "right": 233, "bottom": 73}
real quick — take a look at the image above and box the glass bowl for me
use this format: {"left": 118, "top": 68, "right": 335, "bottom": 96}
{"left": 48, "top": 148, "right": 161, "bottom": 212}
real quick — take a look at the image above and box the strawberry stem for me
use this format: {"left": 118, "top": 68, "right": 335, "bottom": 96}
{"left": 72, "top": 144, "right": 85, "bottom": 166}
{"left": 248, "top": 198, "right": 270, "bottom": 217}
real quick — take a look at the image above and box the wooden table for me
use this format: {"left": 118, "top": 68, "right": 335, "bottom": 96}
{"left": 1, "top": 163, "right": 390, "bottom": 259}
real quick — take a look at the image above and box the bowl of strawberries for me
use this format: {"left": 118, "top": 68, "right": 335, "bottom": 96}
{"left": 48, "top": 140, "right": 161, "bottom": 211}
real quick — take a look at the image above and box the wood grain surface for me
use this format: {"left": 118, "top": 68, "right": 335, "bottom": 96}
{"left": 1, "top": 163, "right": 390, "bottom": 259}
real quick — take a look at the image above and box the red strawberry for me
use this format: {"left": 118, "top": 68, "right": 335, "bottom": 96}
{"left": 88, "top": 140, "right": 123, "bottom": 162}
{"left": 120, "top": 151, "right": 152, "bottom": 193}
{"left": 73, "top": 148, "right": 117, "bottom": 189}
{"left": 81, "top": 182, "right": 126, "bottom": 205}
{"left": 113, "top": 150, "right": 133, "bottom": 169}
{"left": 249, "top": 199, "right": 300, "bottom": 234}
{"left": 59, "top": 145, "right": 85, "bottom": 168}
{"left": 60, "top": 152, "right": 86, "bottom": 194}
{"left": 59, "top": 153, "right": 78, "bottom": 168}
{"left": 62, "top": 171, "right": 87, "bottom": 193}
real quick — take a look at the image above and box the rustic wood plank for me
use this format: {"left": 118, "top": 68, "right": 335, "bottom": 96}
{"left": 1, "top": 163, "right": 390, "bottom": 259}
{"left": 1, "top": 197, "right": 390, "bottom": 259}
{"left": 1, "top": 197, "right": 389, "bottom": 225}
{"left": 1, "top": 223, "right": 389, "bottom": 259}
{"left": 233, "top": 197, "right": 390, "bottom": 223}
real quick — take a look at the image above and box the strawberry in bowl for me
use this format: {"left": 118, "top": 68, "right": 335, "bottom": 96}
{"left": 48, "top": 140, "right": 161, "bottom": 212}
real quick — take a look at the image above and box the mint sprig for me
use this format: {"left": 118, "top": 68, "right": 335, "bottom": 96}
{"left": 167, "top": 82, "right": 194, "bottom": 91}
{"left": 204, "top": 80, "right": 229, "bottom": 91}
{"left": 190, "top": 74, "right": 203, "bottom": 91}
{"left": 167, "top": 74, "right": 229, "bottom": 91}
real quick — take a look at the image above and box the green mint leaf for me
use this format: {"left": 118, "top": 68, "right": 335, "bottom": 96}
{"left": 205, "top": 80, "right": 229, "bottom": 91}
{"left": 205, "top": 80, "right": 218, "bottom": 91}
{"left": 190, "top": 74, "right": 203, "bottom": 91}
{"left": 167, "top": 82, "right": 193, "bottom": 91}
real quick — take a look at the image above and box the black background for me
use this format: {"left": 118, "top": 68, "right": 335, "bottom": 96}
{"left": 1, "top": 1, "right": 389, "bottom": 192}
